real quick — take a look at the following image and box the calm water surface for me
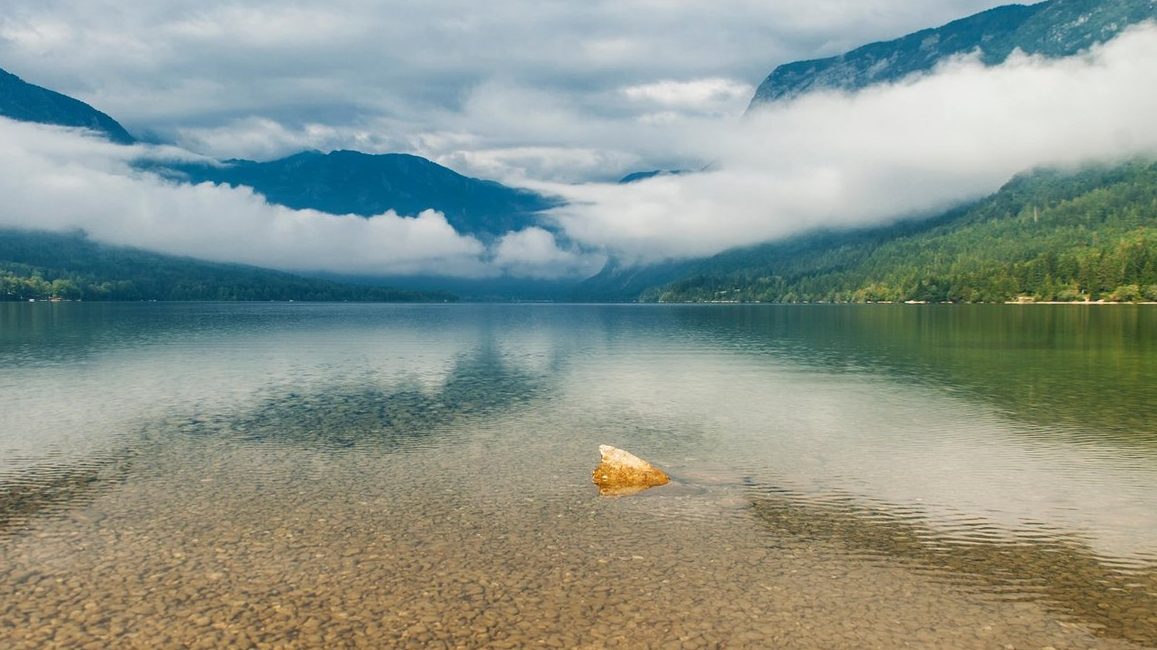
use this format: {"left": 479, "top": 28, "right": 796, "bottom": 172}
{"left": 1, "top": 303, "right": 1155, "bottom": 648}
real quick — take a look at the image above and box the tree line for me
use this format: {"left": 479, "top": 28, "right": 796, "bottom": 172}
{"left": 0, "top": 230, "right": 452, "bottom": 302}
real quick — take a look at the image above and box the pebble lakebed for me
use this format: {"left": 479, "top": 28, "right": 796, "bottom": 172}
{"left": 1, "top": 416, "right": 1147, "bottom": 649}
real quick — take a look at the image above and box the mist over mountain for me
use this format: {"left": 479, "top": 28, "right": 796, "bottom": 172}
{"left": 0, "top": 65, "right": 592, "bottom": 288}
{"left": 0, "top": 62, "right": 560, "bottom": 243}
{"left": 644, "top": 160, "right": 1157, "bottom": 304}
{"left": 0, "top": 66, "right": 135, "bottom": 144}
{"left": 749, "top": 0, "right": 1156, "bottom": 107}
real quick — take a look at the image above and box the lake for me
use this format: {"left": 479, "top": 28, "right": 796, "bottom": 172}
{"left": 1, "top": 302, "right": 1155, "bottom": 648}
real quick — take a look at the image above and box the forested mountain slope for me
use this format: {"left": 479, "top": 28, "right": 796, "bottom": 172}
{"left": 647, "top": 161, "right": 1157, "bottom": 303}
{"left": 0, "top": 230, "right": 450, "bottom": 302}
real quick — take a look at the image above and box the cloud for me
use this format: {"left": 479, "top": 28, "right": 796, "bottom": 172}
{"left": 437, "top": 146, "right": 642, "bottom": 185}
{"left": 173, "top": 117, "right": 358, "bottom": 162}
{"left": 0, "top": 118, "right": 601, "bottom": 278}
{"left": 492, "top": 228, "right": 606, "bottom": 279}
{"left": 545, "top": 24, "right": 1157, "bottom": 264}
{"left": 0, "top": 0, "right": 1013, "bottom": 173}
{"left": 164, "top": 5, "right": 360, "bottom": 46}
{"left": 622, "top": 78, "right": 754, "bottom": 111}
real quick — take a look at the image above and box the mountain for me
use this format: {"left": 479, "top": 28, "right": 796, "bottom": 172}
{"left": 0, "top": 66, "right": 135, "bottom": 144}
{"left": 159, "top": 150, "right": 560, "bottom": 241}
{"left": 642, "top": 160, "right": 1157, "bottom": 304}
{"left": 0, "top": 229, "right": 452, "bottom": 302}
{"left": 749, "top": 0, "right": 1157, "bottom": 107}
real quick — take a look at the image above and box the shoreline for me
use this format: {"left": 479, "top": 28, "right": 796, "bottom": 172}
{"left": 1004, "top": 300, "right": 1157, "bottom": 305}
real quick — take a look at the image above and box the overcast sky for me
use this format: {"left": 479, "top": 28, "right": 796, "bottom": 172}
{"left": 1, "top": 2, "right": 1156, "bottom": 279}
{"left": 1, "top": 0, "right": 1015, "bottom": 180}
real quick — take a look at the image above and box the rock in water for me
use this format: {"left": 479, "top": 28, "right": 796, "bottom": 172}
{"left": 592, "top": 445, "right": 669, "bottom": 496}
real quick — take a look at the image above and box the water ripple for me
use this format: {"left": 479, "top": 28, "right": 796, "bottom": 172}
{"left": 743, "top": 482, "right": 1157, "bottom": 646}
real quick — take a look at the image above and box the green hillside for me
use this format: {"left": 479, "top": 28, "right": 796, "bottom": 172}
{"left": 647, "top": 160, "right": 1157, "bottom": 304}
{"left": 0, "top": 229, "right": 452, "bottom": 302}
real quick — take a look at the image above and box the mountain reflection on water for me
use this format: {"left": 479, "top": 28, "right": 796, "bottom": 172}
{"left": 173, "top": 345, "right": 552, "bottom": 451}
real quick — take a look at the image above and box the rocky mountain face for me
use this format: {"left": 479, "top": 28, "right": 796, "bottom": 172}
{"left": 0, "top": 66, "right": 135, "bottom": 144}
{"left": 748, "top": 0, "right": 1156, "bottom": 107}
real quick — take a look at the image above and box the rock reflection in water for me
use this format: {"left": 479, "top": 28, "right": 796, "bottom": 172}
{"left": 745, "top": 483, "right": 1157, "bottom": 646}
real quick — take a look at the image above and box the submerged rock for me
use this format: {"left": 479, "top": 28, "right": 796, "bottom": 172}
{"left": 592, "top": 445, "right": 669, "bottom": 496}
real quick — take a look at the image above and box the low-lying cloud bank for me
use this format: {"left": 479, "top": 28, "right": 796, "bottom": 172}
{"left": 545, "top": 23, "right": 1157, "bottom": 264}
{"left": 0, "top": 119, "right": 602, "bottom": 278}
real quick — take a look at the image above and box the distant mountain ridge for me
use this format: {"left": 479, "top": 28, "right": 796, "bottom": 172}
{"left": 159, "top": 150, "right": 559, "bottom": 240}
{"left": 749, "top": 0, "right": 1157, "bottom": 107}
{"left": 0, "top": 66, "right": 135, "bottom": 143}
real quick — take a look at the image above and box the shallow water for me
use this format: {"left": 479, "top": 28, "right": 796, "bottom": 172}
{"left": 1, "top": 303, "right": 1155, "bottom": 648}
